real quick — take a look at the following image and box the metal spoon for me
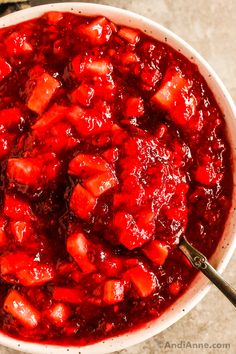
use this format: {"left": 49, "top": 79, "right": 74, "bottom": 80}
{"left": 179, "top": 236, "right": 236, "bottom": 307}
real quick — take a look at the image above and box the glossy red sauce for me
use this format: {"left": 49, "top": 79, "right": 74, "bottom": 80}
{"left": 0, "top": 12, "right": 233, "bottom": 345}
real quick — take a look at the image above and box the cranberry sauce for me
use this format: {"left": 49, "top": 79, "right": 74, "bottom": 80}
{"left": 0, "top": 12, "right": 233, "bottom": 345}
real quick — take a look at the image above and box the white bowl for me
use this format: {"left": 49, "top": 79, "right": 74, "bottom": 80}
{"left": 0, "top": 3, "right": 236, "bottom": 354}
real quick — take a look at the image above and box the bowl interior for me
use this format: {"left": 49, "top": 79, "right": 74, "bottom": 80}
{"left": 0, "top": 3, "right": 236, "bottom": 354}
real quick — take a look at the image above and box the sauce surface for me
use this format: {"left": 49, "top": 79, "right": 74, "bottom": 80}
{"left": 0, "top": 12, "right": 232, "bottom": 345}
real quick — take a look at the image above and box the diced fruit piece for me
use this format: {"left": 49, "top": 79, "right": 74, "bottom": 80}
{"left": 42, "top": 121, "right": 78, "bottom": 153}
{"left": 0, "top": 108, "right": 23, "bottom": 132}
{"left": 171, "top": 93, "right": 198, "bottom": 126}
{"left": 68, "top": 154, "right": 109, "bottom": 177}
{"left": 70, "top": 83, "right": 94, "bottom": 107}
{"left": 142, "top": 240, "right": 169, "bottom": 265}
{"left": 121, "top": 52, "right": 139, "bottom": 65}
{"left": 0, "top": 134, "right": 13, "bottom": 159}
{"left": 99, "top": 256, "right": 123, "bottom": 277}
{"left": 67, "top": 105, "right": 85, "bottom": 125}
{"left": 9, "top": 221, "right": 32, "bottom": 243}
{"left": 125, "top": 97, "right": 145, "bottom": 118}
{"left": 4, "top": 194, "right": 35, "bottom": 221}
{"left": 46, "top": 303, "right": 71, "bottom": 327}
{"left": 36, "top": 153, "right": 61, "bottom": 183}
{"left": 7, "top": 158, "right": 41, "bottom": 186}
{"left": 16, "top": 264, "right": 55, "bottom": 286}
{"left": 103, "top": 280, "right": 125, "bottom": 305}
{"left": 5, "top": 32, "right": 33, "bottom": 56}
{"left": 85, "top": 170, "right": 118, "bottom": 197}
{"left": 68, "top": 102, "right": 113, "bottom": 137}
{"left": 0, "top": 252, "right": 33, "bottom": 276}
{"left": 0, "top": 57, "right": 12, "bottom": 81}
{"left": 67, "top": 232, "right": 96, "bottom": 273}
{"left": 141, "top": 67, "right": 162, "bottom": 87}
{"left": 113, "top": 212, "right": 151, "bottom": 250}
{"left": 0, "top": 217, "right": 7, "bottom": 247}
{"left": 136, "top": 209, "right": 155, "bottom": 228}
{"left": 102, "top": 147, "right": 119, "bottom": 163}
{"left": 53, "top": 287, "right": 83, "bottom": 304}
{"left": 4, "top": 290, "right": 40, "bottom": 329}
{"left": 46, "top": 11, "right": 63, "bottom": 24}
{"left": 86, "top": 59, "right": 113, "bottom": 76}
{"left": 118, "top": 27, "right": 140, "bottom": 44}
{"left": 27, "top": 73, "right": 60, "bottom": 114}
{"left": 70, "top": 183, "right": 97, "bottom": 220}
{"left": 32, "top": 104, "right": 66, "bottom": 131}
{"left": 72, "top": 55, "right": 113, "bottom": 78}
{"left": 126, "top": 265, "right": 157, "bottom": 297}
{"left": 78, "top": 17, "right": 112, "bottom": 45}
{"left": 93, "top": 76, "right": 116, "bottom": 102}
{"left": 152, "top": 70, "right": 189, "bottom": 110}
{"left": 168, "top": 281, "right": 181, "bottom": 296}
{"left": 136, "top": 209, "right": 155, "bottom": 236}
{"left": 152, "top": 69, "right": 199, "bottom": 128}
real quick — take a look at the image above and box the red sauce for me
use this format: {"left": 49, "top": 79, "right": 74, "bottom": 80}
{"left": 0, "top": 12, "right": 232, "bottom": 345}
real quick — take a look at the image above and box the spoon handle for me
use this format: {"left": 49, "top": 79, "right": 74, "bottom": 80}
{"left": 179, "top": 236, "right": 236, "bottom": 307}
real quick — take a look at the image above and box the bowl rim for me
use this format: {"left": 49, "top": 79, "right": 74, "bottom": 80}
{"left": 0, "top": 3, "right": 236, "bottom": 354}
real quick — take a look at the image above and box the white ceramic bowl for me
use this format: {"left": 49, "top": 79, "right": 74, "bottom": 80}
{"left": 0, "top": 3, "right": 236, "bottom": 354}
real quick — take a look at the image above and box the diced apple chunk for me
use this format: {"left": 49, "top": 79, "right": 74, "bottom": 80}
{"left": 52, "top": 287, "right": 83, "bottom": 304}
{"left": 103, "top": 280, "right": 124, "bottom": 305}
{"left": 0, "top": 57, "right": 12, "bottom": 81}
{"left": 0, "top": 217, "right": 7, "bottom": 247}
{"left": 9, "top": 221, "right": 32, "bottom": 243}
{"left": 0, "top": 134, "right": 14, "bottom": 160}
{"left": 142, "top": 240, "right": 169, "bottom": 265}
{"left": 46, "top": 303, "right": 71, "bottom": 327}
{"left": 85, "top": 171, "right": 118, "bottom": 197}
{"left": 5, "top": 32, "right": 33, "bottom": 56}
{"left": 125, "top": 97, "right": 145, "bottom": 118}
{"left": 114, "top": 212, "right": 151, "bottom": 250}
{"left": 70, "top": 183, "right": 97, "bottom": 220}
{"left": 118, "top": 27, "right": 140, "bottom": 44}
{"left": 46, "top": 11, "right": 63, "bottom": 24}
{"left": 4, "top": 194, "right": 35, "bottom": 221}
{"left": 68, "top": 154, "right": 110, "bottom": 177}
{"left": 27, "top": 73, "right": 60, "bottom": 114}
{"left": 102, "top": 147, "right": 119, "bottom": 163}
{"left": 68, "top": 102, "right": 113, "bottom": 137}
{"left": 32, "top": 104, "right": 66, "bottom": 131}
{"left": 0, "top": 251, "right": 33, "bottom": 275}
{"left": 7, "top": 158, "right": 41, "bottom": 186}
{"left": 126, "top": 265, "right": 157, "bottom": 297}
{"left": 70, "top": 83, "right": 95, "bottom": 107}
{"left": 152, "top": 70, "right": 188, "bottom": 110}
{"left": 16, "top": 264, "right": 55, "bottom": 286}
{"left": 86, "top": 59, "right": 113, "bottom": 76}
{"left": 72, "top": 56, "right": 113, "bottom": 78}
{"left": 78, "top": 17, "right": 112, "bottom": 45}
{"left": 121, "top": 52, "right": 140, "bottom": 65}
{"left": 0, "top": 108, "right": 23, "bottom": 132}
{"left": 4, "top": 290, "right": 40, "bottom": 329}
{"left": 67, "top": 232, "right": 96, "bottom": 273}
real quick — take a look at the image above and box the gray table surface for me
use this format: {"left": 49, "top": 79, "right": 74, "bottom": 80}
{"left": 1, "top": 1, "right": 236, "bottom": 354}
